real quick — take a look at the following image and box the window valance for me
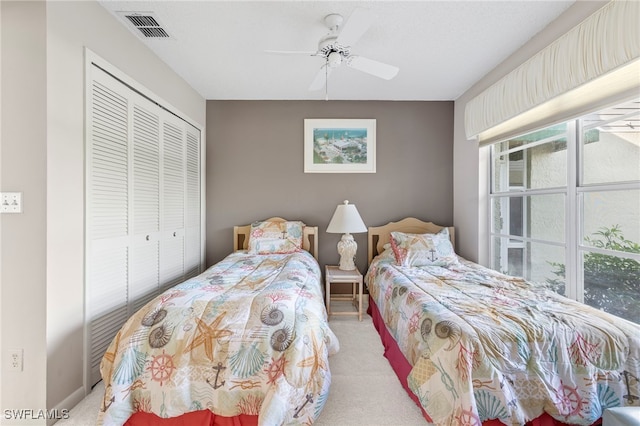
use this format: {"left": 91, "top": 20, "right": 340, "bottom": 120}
{"left": 465, "top": 0, "right": 640, "bottom": 146}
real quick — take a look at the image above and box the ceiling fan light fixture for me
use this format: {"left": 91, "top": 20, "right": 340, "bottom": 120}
{"left": 328, "top": 51, "right": 342, "bottom": 68}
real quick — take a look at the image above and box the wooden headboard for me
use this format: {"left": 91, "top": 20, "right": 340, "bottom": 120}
{"left": 367, "top": 217, "right": 455, "bottom": 265}
{"left": 233, "top": 217, "right": 319, "bottom": 260}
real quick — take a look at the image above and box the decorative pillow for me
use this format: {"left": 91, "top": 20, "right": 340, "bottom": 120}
{"left": 389, "top": 228, "right": 459, "bottom": 267}
{"left": 248, "top": 221, "right": 304, "bottom": 254}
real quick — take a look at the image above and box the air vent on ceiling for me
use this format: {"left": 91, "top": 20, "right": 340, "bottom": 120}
{"left": 117, "top": 12, "right": 171, "bottom": 38}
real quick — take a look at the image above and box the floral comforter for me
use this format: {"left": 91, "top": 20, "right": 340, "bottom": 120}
{"left": 365, "top": 251, "right": 640, "bottom": 426}
{"left": 98, "top": 250, "right": 339, "bottom": 426}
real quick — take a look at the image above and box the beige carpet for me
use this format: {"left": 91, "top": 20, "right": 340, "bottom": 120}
{"left": 57, "top": 300, "right": 427, "bottom": 425}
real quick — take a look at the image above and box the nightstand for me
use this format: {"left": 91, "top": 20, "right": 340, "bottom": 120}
{"left": 325, "top": 265, "right": 363, "bottom": 321}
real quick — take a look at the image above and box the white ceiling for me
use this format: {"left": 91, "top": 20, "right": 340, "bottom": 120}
{"left": 97, "top": 0, "right": 575, "bottom": 101}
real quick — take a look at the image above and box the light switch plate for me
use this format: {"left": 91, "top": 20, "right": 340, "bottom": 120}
{"left": 1, "top": 192, "right": 22, "bottom": 213}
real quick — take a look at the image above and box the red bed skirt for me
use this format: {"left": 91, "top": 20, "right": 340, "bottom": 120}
{"left": 367, "top": 298, "right": 602, "bottom": 426}
{"left": 124, "top": 411, "right": 257, "bottom": 426}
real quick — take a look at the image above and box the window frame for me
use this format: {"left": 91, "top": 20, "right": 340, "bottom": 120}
{"left": 490, "top": 128, "right": 569, "bottom": 284}
{"left": 488, "top": 107, "right": 640, "bottom": 311}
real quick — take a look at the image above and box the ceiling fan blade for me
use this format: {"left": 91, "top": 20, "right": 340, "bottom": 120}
{"left": 346, "top": 56, "right": 399, "bottom": 80}
{"left": 336, "top": 8, "right": 373, "bottom": 47}
{"left": 309, "top": 64, "right": 333, "bottom": 91}
{"left": 264, "top": 49, "right": 318, "bottom": 56}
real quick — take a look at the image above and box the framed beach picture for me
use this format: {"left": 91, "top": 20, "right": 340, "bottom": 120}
{"left": 304, "top": 119, "right": 376, "bottom": 173}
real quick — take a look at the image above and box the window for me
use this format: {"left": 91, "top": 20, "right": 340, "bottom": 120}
{"left": 490, "top": 99, "right": 640, "bottom": 324}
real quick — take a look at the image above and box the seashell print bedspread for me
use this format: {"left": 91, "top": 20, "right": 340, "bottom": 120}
{"left": 365, "top": 253, "right": 640, "bottom": 426}
{"left": 97, "top": 251, "right": 339, "bottom": 426}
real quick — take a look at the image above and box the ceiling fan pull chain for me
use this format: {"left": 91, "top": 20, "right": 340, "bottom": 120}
{"left": 325, "top": 59, "right": 329, "bottom": 101}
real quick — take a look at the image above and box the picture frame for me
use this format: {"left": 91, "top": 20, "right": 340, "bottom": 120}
{"left": 304, "top": 118, "right": 376, "bottom": 173}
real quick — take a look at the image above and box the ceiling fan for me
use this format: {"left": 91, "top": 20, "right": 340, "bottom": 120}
{"left": 266, "top": 9, "right": 399, "bottom": 93}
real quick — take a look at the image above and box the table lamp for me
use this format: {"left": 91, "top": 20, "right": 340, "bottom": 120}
{"left": 326, "top": 200, "right": 367, "bottom": 270}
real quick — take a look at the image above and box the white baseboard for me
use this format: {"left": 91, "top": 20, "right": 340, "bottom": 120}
{"left": 47, "top": 386, "right": 86, "bottom": 426}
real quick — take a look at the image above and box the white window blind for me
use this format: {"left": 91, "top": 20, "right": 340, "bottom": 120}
{"left": 465, "top": 0, "right": 640, "bottom": 146}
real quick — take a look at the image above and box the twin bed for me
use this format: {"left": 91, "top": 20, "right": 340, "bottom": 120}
{"left": 365, "top": 218, "right": 640, "bottom": 426}
{"left": 97, "top": 216, "right": 640, "bottom": 426}
{"left": 97, "top": 218, "right": 339, "bottom": 426}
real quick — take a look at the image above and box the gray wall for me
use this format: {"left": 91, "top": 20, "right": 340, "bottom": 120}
{"left": 206, "top": 100, "right": 454, "bottom": 274}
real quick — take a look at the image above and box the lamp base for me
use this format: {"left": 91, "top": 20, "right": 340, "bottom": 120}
{"left": 337, "top": 233, "right": 357, "bottom": 270}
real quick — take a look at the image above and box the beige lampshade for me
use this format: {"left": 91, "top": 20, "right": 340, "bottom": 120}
{"left": 326, "top": 200, "right": 366, "bottom": 234}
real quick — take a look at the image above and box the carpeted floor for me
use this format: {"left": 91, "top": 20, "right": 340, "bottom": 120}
{"left": 56, "top": 300, "right": 427, "bottom": 425}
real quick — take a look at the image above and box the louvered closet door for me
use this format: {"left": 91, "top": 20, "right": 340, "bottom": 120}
{"left": 87, "top": 64, "right": 203, "bottom": 387}
{"left": 130, "top": 102, "right": 161, "bottom": 313}
{"left": 184, "top": 125, "right": 201, "bottom": 279}
{"left": 160, "top": 114, "right": 186, "bottom": 291}
{"left": 87, "top": 67, "right": 131, "bottom": 385}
